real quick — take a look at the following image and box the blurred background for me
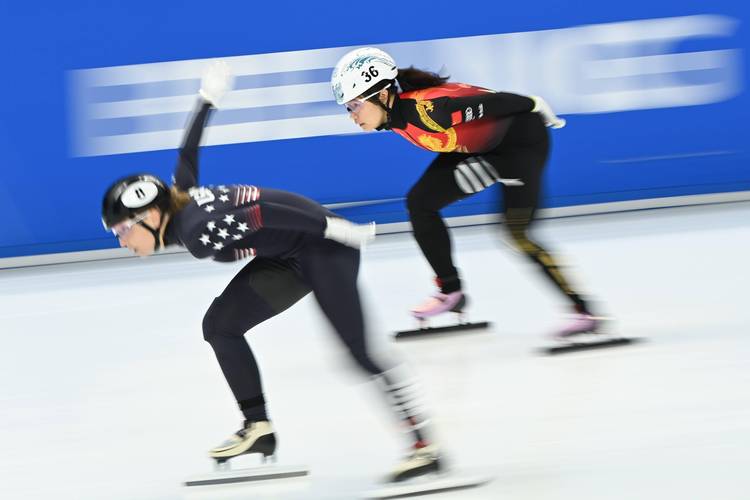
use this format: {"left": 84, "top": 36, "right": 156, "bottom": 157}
{"left": 0, "top": 1, "right": 748, "bottom": 499}
{"left": 0, "top": 0, "right": 747, "bottom": 260}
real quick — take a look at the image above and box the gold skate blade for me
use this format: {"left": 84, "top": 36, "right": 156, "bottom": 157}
{"left": 184, "top": 464, "right": 309, "bottom": 487}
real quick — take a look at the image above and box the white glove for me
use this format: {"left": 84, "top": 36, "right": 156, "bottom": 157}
{"left": 324, "top": 217, "right": 376, "bottom": 248}
{"left": 199, "top": 60, "right": 234, "bottom": 107}
{"left": 530, "top": 95, "right": 566, "bottom": 129}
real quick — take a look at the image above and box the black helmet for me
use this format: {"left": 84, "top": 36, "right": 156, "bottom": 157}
{"left": 101, "top": 174, "right": 170, "bottom": 230}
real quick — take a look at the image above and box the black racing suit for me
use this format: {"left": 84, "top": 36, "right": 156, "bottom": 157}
{"left": 162, "top": 101, "right": 428, "bottom": 444}
{"left": 386, "top": 83, "right": 589, "bottom": 313}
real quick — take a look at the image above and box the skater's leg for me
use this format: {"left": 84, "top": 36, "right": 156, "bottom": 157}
{"left": 299, "top": 241, "right": 382, "bottom": 374}
{"left": 503, "top": 205, "right": 590, "bottom": 313}
{"left": 203, "top": 258, "right": 310, "bottom": 422}
{"left": 493, "top": 114, "right": 591, "bottom": 314}
{"left": 406, "top": 153, "right": 473, "bottom": 294}
{"left": 299, "top": 240, "right": 432, "bottom": 449}
{"left": 407, "top": 152, "right": 512, "bottom": 318}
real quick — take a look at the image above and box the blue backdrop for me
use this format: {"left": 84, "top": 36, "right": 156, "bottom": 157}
{"left": 0, "top": 1, "right": 747, "bottom": 258}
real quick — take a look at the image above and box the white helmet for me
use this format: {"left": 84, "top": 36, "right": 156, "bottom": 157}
{"left": 331, "top": 47, "right": 398, "bottom": 105}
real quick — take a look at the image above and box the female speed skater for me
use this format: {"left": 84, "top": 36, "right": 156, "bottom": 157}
{"left": 331, "top": 47, "right": 605, "bottom": 342}
{"left": 101, "top": 62, "right": 440, "bottom": 483}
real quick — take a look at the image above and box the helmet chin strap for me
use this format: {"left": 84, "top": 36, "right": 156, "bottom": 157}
{"left": 137, "top": 220, "right": 163, "bottom": 251}
{"left": 375, "top": 85, "right": 396, "bottom": 131}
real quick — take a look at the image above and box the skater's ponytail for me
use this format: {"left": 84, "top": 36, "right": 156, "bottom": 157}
{"left": 168, "top": 185, "right": 192, "bottom": 215}
{"left": 396, "top": 67, "right": 450, "bottom": 92}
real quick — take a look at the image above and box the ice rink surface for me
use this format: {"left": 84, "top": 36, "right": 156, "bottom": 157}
{"left": 1, "top": 202, "right": 749, "bottom": 500}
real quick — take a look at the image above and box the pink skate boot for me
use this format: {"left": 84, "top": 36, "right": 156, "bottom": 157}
{"left": 546, "top": 311, "right": 637, "bottom": 355}
{"left": 552, "top": 312, "right": 599, "bottom": 341}
{"left": 395, "top": 290, "right": 490, "bottom": 340}
{"left": 410, "top": 291, "right": 466, "bottom": 320}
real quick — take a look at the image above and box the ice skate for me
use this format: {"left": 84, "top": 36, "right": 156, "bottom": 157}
{"left": 184, "top": 421, "right": 309, "bottom": 487}
{"left": 553, "top": 311, "right": 601, "bottom": 340}
{"left": 209, "top": 419, "right": 277, "bottom": 464}
{"left": 364, "top": 445, "right": 492, "bottom": 498}
{"left": 544, "top": 312, "right": 639, "bottom": 355}
{"left": 394, "top": 291, "right": 490, "bottom": 339}
{"left": 411, "top": 291, "right": 466, "bottom": 320}
{"left": 389, "top": 444, "right": 443, "bottom": 482}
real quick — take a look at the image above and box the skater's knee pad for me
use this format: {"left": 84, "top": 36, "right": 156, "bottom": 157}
{"left": 202, "top": 299, "right": 222, "bottom": 343}
{"left": 203, "top": 293, "right": 276, "bottom": 344}
{"left": 202, "top": 296, "right": 243, "bottom": 344}
{"left": 505, "top": 217, "right": 538, "bottom": 255}
{"left": 506, "top": 223, "right": 525, "bottom": 244}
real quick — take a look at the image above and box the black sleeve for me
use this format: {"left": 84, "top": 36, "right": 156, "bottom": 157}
{"left": 234, "top": 187, "right": 329, "bottom": 236}
{"left": 172, "top": 99, "right": 214, "bottom": 190}
{"left": 430, "top": 92, "right": 534, "bottom": 128}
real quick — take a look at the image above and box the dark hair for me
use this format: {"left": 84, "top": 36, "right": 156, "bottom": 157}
{"left": 395, "top": 66, "right": 450, "bottom": 92}
{"left": 357, "top": 66, "right": 450, "bottom": 104}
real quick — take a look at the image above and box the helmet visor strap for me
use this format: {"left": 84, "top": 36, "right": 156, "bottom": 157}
{"left": 344, "top": 84, "right": 391, "bottom": 113}
{"left": 110, "top": 212, "right": 149, "bottom": 238}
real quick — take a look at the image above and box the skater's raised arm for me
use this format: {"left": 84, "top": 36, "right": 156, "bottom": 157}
{"left": 172, "top": 61, "right": 234, "bottom": 190}
{"left": 172, "top": 100, "right": 214, "bottom": 190}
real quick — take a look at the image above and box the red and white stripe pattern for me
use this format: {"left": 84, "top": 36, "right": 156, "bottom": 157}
{"left": 234, "top": 185, "right": 260, "bottom": 206}
{"left": 246, "top": 204, "right": 263, "bottom": 231}
{"left": 233, "top": 247, "right": 257, "bottom": 260}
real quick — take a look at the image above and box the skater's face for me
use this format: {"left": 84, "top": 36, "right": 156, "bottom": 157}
{"left": 114, "top": 208, "right": 162, "bottom": 257}
{"left": 345, "top": 87, "right": 389, "bottom": 131}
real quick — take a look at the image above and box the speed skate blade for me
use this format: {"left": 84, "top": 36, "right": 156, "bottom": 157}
{"left": 543, "top": 337, "right": 641, "bottom": 355}
{"left": 184, "top": 464, "right": 309, "bottom": 487}
{"left": 363, "top": 471, "right": 492, "bottom": 499}
{"left": 394, "top": 321, "right": 491, "bottom": 340}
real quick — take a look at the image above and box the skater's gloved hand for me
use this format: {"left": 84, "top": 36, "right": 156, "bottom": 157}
{"left": 199, "top": 60, "right": 234, "bottom": 107}
{"left": 530, "top": 96, "right": 566, "bottom": 129}
{"left": 324, "top": 217, "right": 376, "bottom": 248}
